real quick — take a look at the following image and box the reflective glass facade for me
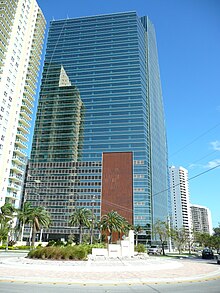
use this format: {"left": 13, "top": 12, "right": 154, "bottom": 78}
{"left": 29, "top": 12, "right": 169, "bottom": 237}
{"left": 31, "top": 65, "right": 84, "bottom": 162}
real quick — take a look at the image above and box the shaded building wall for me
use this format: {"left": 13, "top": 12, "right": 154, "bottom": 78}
{"left": 101, "top": 152, "right": 133, "bottom": 225}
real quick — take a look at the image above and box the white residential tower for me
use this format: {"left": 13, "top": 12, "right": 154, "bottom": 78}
{"left": 169, "top": 166, "right": 192, "bottom": 233}
{"left": 0, "top": 0, "right": 45, "bottom": 208}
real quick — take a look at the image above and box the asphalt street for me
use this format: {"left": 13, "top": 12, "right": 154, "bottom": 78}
{"left": 0, "top": 251, "right": 220, "bottom": 292}
{"left": 1, "top": 279, "right": 220, "bottom": 293}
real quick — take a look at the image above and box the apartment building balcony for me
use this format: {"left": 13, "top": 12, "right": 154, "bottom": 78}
{"left": 30, "top": 47, "right": 40, "bottom": 60}
{"left": 27, "top": 63, "right": 38, "bottom": 77}
{"left": 21, "top": 101, "right": 33, "bottom": 114}
{"left": 9, "top": 172, "right": 23, "bottom": 183}
{"left": 10, "top": 162, "right": 24, "bottom": 174}
{"left": 18, "top": 122, "right": 30, "bottom": 135}
{"left": 0, "top": 29, "right": 9, "bottom": 46}
{"left": 24, "top": 88, "right": 35, "bottom": 102}
{"left": 7, "top": 181, "right": 21, "bottom": 192}
{"left": 28, "top": 58, "right": 39, "bottom": 72}
{"left": 16, "top": 130, "right": 28, "bottom": 142}
{"left": 31, "top": 43, "right": 42, "bottom": 57}
{"left": 26, "top": 73, "right": 36, "bottom": 86}
{"left": 12, "top": 154, "right": 26, "bottom": 165}
{"left": 0, "top": 21, "right": 10, "bottom": 38}
{"left": 19, "top": 115, "right": 31, "bottom": 128}
{"left": 14, "top": 147, "right": 27, "bottom": 157}
{"left": 20, "top": 109, "right": 31, "bottom": 121}
{"left": 15, "top": 137, "right": 28, "bottom": 149}
{"left": 0, "top": 0, "right": 17, "bottom": 13}
{"left": 0, "top": 37, "right": 7, "bottom": 53}
{"left": 23, "top": 94, "right": 34, "bottom": 108}
{"left": 0, "top": 47, "right": 6, "bottom": 59}
{"left": 36, "top": 17, "right": 46, "bottom": 34}
{"left": 6, "top": 191, "right": 17, "bottom": 201}
{"left": 0, "top": 57, "right": 5, "bottom": 68}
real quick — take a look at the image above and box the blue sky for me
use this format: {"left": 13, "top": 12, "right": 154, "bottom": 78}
{"left": 35, "top": 0, "right": 220, "bottom": 227}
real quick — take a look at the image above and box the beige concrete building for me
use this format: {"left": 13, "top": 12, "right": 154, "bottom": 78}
{"left": 0, "top": 0, "right": 45, "bottom": 208}
{"left": 190, "top": 204, "right": 213, "bottom": 235}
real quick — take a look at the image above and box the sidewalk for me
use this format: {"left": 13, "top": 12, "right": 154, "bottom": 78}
{"left": 0, "top": 253, "right": 220, "bottom": 285}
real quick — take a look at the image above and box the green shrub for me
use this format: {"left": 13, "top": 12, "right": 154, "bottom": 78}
{"left": 16, "top": 245, "right": 31, "bottom": 250}
{"left": 27, "top": 245, "right": 88, "bottom": 260}
{"left": 54, "top": 240, "right": 65, "bottom": 247}
{"left": 27, "top": 249, "right": 36, "bottom": 258}
{"left": 0, "top": 246, "right": 16, "bottom": 250}
{"left": 46, "top": 240, "right": 56, "bottom": 247}
{"left": 135, "top": 244, "right": 146, "bottom": 253}
{"left": 73, "top": 246, "right": 87, "bottom": 260}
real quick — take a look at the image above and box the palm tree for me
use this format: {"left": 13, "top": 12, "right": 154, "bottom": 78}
{"left": 69, "top": 208, "right": 92, "bottom": 244}
{"left": 17, "top": 202, "right": 33, "bottom": 241}
{"left": 0, "top": 203, "right": 16, "bottom": 222}
{"left": 0, "top": 219, "right": 10, "bottom": 245}
{"left": 100, "top": 211, "right": 129, "bottom": 243}
{"left": 153, "top": 219, "right": 171, "bottom": 255}
{"left": 134, "top": 225, "right": 142, "bottom": 246}
{"left": 29, "top": 206, "right": 51, "bottom": 247}
{"left": 0, "top": 203, "right": 16, "bottom": 246}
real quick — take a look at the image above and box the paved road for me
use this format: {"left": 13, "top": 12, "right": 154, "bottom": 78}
{"left": 0, "top": 251, "right": 220, "bottom": 292}
{"left": 1, "top": 279, "right": 220, "bottom": 292}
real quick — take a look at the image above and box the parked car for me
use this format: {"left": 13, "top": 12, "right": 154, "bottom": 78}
{"left": 202, "top": 248, "right": 214, "bottom": 259}
{"left": 217, "top": 254, "right": 220, "bottom": 265}
{"left": 148, "top": 245, "right": 162, "bottom": 255}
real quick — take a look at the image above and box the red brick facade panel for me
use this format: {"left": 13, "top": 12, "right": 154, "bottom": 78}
{"left": 101, "top": 152, "right": 133, "bottom": 224}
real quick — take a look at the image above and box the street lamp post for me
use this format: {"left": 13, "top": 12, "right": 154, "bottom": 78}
{"left": 167, "top": 215, "right": 172, "bottom": 252}
{"left": 90, "top": 195, "right": 96, "bottom": 245}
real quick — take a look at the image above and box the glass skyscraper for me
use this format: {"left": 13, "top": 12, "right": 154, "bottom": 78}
{"left": 28, "top": 11, "right": 169, "bottom": 239}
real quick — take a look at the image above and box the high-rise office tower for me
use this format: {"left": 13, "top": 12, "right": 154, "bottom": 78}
{"left": 0, "top": 0, "right": 46, "bottom": 208}
{"left": 190, "top": 204, "right": 213, "bottom": 235}
{"left": 169, "top": 166, "right": 192, "bottom": 233}
{"left": 27, "top": 12, "right": 169, "bottom": 239}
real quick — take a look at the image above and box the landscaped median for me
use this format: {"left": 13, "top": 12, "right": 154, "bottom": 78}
{"left": 27, "top": 244, "right": 106, "bottom": 260}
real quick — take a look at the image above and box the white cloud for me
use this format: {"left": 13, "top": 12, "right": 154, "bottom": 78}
{"left": 210, "top": 141, "right": 220, "bottom": 151}
{"left": 205, "top": 159, "right": 220, "bottom": 169}
{"left": 188, "top": 163, "right": 202, "bottom": 169}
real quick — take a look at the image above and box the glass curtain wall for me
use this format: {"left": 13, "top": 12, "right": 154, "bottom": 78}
{"left": 30, "top": 12, "right": 169, "bottom": 237}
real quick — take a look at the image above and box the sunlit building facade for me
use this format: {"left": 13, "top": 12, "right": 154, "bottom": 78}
{"left": 169, "top": 166, "right": 192, "bottom": 234}
{"left": 0, "top": 0, "right": 45, "bottom": 208}
{"left": 190, "top": 204, "right": 212, "bottom": 235}
{"left": 26, "top": 12, "right": 169, "bottom": 240}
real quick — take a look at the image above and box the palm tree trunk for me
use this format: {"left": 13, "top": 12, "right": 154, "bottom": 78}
{"left": 162, "top": 242, "right": 165, "bottom": 255}
{"left": 109, "top": 231, "right": 112, "bottom": 244}
{"left": 31, "top": 223, "right": 36, "bottom": 247}
{"left": 29, "top": 226, "right": 32, "bottom": 246}
{"left": 79, "top": 225, "right": 82, "bottom": 244}
{"left": 20, "top": 223, "right": 24, "bottom": 241}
